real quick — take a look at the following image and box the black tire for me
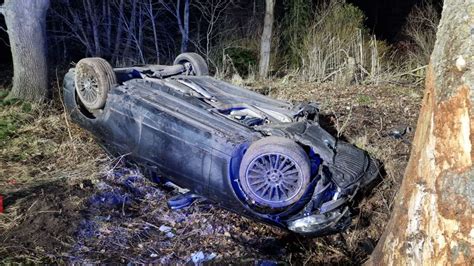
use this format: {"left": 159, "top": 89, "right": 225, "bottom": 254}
{"left": 173, "top": 53, "right": 209, "bottom": 76}
{"left": 239, "top": 137, "right": 311, "bottom": 209}
{"left": 75, "top": 57, "right": 116, "bottom": 110}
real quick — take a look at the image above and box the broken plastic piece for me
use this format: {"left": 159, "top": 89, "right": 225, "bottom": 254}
{"left": 190, "top": 251, "right": 217, "bottom": 264}
{"left": 167, "top": 192, "right": 202, "bottom": 210}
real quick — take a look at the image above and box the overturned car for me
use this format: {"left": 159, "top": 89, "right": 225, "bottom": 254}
{"left": 63, "top": 53, "right": 379, "bottom": 236}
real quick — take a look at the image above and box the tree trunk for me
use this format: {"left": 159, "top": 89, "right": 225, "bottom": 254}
{"left": 178, "top": 0, "right": 190, "bottom": 53}
{"left": 369, "top": 0, "right": 473, "bottom": 264}
{"left": 112, "top": 0, "right": 125, "bottom": 64}
{"left": 148, "top": 0, "right": 160, "bottom": 64}
{"left": 259, "top": 0, "right": 274, "bottom": 79}
{"left": 123, "top": 0, "right": 137, "bottom": 62}
{"left": 2, "top": 0, "right": 50, "bottom": 102}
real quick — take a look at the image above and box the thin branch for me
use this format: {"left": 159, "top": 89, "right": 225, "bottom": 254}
{"left": 0, "top": 12, "right": 8, "bottom": 46}
{"left": 0, "top": 37, "right": 10, "bottom": 47}
{"left": 158, "top": 0, "right": 178, "bottom": 20}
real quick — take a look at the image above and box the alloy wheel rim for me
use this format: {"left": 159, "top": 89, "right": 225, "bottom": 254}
{"left": 78, "top": 74, "right": 99, "bottom": 104}
{"left": 245, "top": 153, "right": 304, "bottom": 207}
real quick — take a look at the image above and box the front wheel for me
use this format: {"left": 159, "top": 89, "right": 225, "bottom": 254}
{"left": 239, "top": 137, "right": 311, "bottom": 210}
{"left": 173, "top": 53, "right": 209, "bottom": 76}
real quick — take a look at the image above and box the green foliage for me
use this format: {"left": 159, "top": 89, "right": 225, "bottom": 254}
{"left": 305, "top": 0, "right": 367, "bottom": 52}
{"left": 0, "top": 93, "right": 35, "bottom": 143}
{"left": 1, "top": 89, "right": 21, "bottom": 107}
{"left": 299, "top": 1, "right": 365, "bottom": 81}
{"left": 320, "top": 2, "right": 366, "bottom": 38}
{"left": 21, "top": 102, "right": 32, "bottom": 113}
{"left": 357, "top": 94, "right": 373, "bottom": 105}
{"left": 0, "top": 90, "right": 9, "bottom": 100}
{"left": 0, "top": 116, "right": 18, "bottom": 142}
{"left": 281, "top": 0, "right": 312, "bottom": 67}
{"left": 224, "top": 47, "right": 258, "bottom": 77}
{"left": 210, "top": 31, "right": 262, "bottom": 79}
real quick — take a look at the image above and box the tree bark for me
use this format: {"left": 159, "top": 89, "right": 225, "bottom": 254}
{"left": 176, "top": 0, "right": 190, "bottom": 53}
{"left": 182, "top": 0, "right": 190, "bottom": 53}
{"left": 259, "top": 0, "right": 274, "bottom": 79}
{"left": 369, "top": 0, "right": 473, "bottom": 264}
{"left": 112, "top": 0, "right": 125, "bottom": 63}
{"left": 3, "top": 0, "right": 50, "bottom": 102}
{"left": 148, "top": 0, "right": 160, "bottom": 64}
{"left": 123, "top": 0, "right": 137, "bottom": 61}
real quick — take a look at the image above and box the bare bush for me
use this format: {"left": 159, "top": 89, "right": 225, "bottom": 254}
{"left": 192, "top": 0, "right": 234, "bottom": 72}
{"left": 402, "top": 0, "right": 440, "bottom": 67}
{"left": 196, "top": 2, "right": 264, "bottom": 78}
{"left": 159, "top": 0, "right": 191, "bottom": 54}
{"left": 300, "top": 0, "right": 390, "bottom": 84}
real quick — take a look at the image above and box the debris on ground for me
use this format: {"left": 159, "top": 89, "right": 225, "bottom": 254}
{"left": 190, "top": 251, "right": 217, "bottom": 265}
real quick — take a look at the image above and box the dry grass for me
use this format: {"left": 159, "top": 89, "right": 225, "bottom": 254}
{"left": 0, "top": 102, "right": 105, "bottom": 189}
{"left": 289, "top": 1, "right": 393, "bottom": 85}
{"left": 0, "top": 92, "right": 107, "bottom": 238}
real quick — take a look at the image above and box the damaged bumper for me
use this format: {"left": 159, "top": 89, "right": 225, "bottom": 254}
{"left": 287, "top": 207, "right": 350, "bottom": 235}
{"left": 256, "top": 121, "right": 379, "bottom": 235}
{"left": 285, "top": 157, "right": 378, "bottom": 235}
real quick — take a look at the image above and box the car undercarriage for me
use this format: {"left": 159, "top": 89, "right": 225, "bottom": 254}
{"left": 64, "top": 53, "right": 379, "bottom": 236}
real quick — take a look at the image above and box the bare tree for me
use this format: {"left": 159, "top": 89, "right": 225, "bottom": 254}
{"left": 52, "top": 0, "right": 109, "bottom": 58}
{"left": 259, "top": 0, "right": 274, "bottom": 79}
{"left": 192, "top": 0, "right": 234, "bottom": 71}
{"left": 370, "top": 0, "right": 473, "bottom": 264}
{"left": 119, "top": 0, "right": 146, "bottom": 64}
{"left": 52, "top": 0, "right": 173, "bottom": 66}
{"left": 159, "top": 0, "right": 190, "bottom": 53}
{"left": 144, "top": 0, "right": 162, "bottom": 64}
{"left": 1, "top": 0, "right": 50, "bottom": 102}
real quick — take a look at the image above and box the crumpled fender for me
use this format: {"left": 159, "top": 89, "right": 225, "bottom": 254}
{"left": 256, "top": 121, "right": 378, "bottom": 189}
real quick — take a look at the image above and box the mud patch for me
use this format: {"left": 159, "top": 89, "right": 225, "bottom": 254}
{"left": 0, "top": 179, "right": 95, "bottom": 263}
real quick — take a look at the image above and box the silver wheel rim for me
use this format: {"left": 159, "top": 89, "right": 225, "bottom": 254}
{"left": 244, "top": 153, "right": 304, "bottom": 207}
{"left": 183, "top": 62, "right": 196, "bottom": 75}
{"left": 77, "top": 74, "right": 99, "bottom": 105}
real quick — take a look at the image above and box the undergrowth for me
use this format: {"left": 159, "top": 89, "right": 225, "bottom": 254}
{"left": 208, "top": 0, "right": 438, "bottom": 86}
{"left": 400, "top": 0, "right": 440, "bottom": 72}
{"left": 0, "top": 89, "right": 104, "bottom": 190}
{"left": 0, "top": 92, "right": 34, "bottom": 143}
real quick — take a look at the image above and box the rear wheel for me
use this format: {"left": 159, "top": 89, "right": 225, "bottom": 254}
{"left": 75, "top": 57, "right": 116, "bottom": 110}
{"left": 239, "top": 137, "right": 311, "bottom": 209}
{"left": 173, "top": 53, "right": 209, "bottom": 76}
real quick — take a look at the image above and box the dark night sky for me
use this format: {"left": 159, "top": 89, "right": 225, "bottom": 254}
{"left": 0, "top": 0, "right": 443, "bottom": 66}
{"left": 349, "top": 0, "right": 442, "bottom": 40}
{"left": 349, "top": 0, "right": 422, "bottom": 40}
{"left": 0, "top": 16, "right": 9, "bottom": 64}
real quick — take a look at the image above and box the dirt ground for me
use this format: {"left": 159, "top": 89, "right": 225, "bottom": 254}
{"left": 0, "top": 75, "right": 422, "bottom": 264}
